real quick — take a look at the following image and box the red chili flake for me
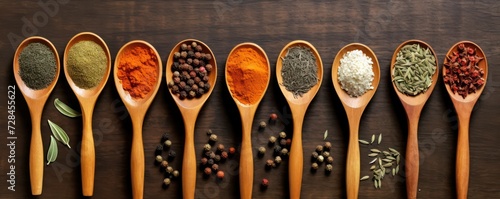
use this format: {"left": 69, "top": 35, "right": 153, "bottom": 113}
{"left": 443, "top": 43, "right": 485, "bottom": 98}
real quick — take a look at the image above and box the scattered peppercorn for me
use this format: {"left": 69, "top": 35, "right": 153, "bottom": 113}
{"left": 172, "top": 170, "right": 180, "bottom": 178}
{"left": 275, "top": 156, "right": 282, "bottom": 165}
{"left": 208, "top": 152, "right": 216, "bottom": 159}
{"left": 206, "top": 129, "right": 213, "bottom": 135}
{"left": 324, "top": 141, "right": 332, "bottom": 151}
{"left": 161, "top": 160, "right": 169, "bottom": 168}
{"left": 166, "top": 166, "right": 174, "bottom": 174}
{"left": 204, "top": 167, "right": 212, "bottom": 175}
{"left": 217, "top": 144, "right": 225, "bottom": 152}
{"left": 221, "top": 151, "right": 229, "bottom": 159}
{"left": 317, "top": 155, "right": 324, "bottom": 163}
{"left": 214, "top": 155, "right": 221, "bottom": 162}
{"left": 281, "top": 148, "right": 288, "bottom": 156}
{"left": 229, "top": 147, "right": 236, "bottom": 155}
{"left": 269, "top": 113, "right": 278, "bottom": 121}
{"left": 258, "top": 146, "right": 266, "bottom": 155}
{"left": 273, "top": 146, "right": 282, "bottom": 156}
{"left": 322, "top": 151, "right": 330, "bottom": 158}
{"left": 216, "top": 171, "right": 224, "bottom": 179}
{"left": 269, "top": 136, "right": 277, "bottom": 145}
{"left": 168, "top": 151, "right": 176, "bottom": 161}
{"left": 279, "top": 131, "right": 286, "bottom": 139}
{"left": 164, "top": 140, "right": 172, "bottom": 148}
{"left": 325, "top": 164, "right": 333, "bottom": 172}
{"left": 316, "top": 145, "right": 323, "bottom": 153}
{"left": 311, "top": 162, "right": 319, "bottom": 170}
{"left": 312, "top": 151, "right": 319, "bottom": 159}
{"left": 209, "top": 134, "right": 218, "bottom": 142}
{"left": 259, "top": 121, "right": 267, "bottom": 129}
{"left": 161, "top": 133, "right": 170, "bottom": 143}
{"left": 327, "top": 156, "right": 334, "bottom": 164}
{"left": 155, "top": 145, "right": 163, "bottom": 156}
{"left": 266, "top": 159, "right": 274, "bottom": 168}
{"left": 207, "top": 158, "right": 214, "bottom": 166}
{"left": 261, "top": 178, "right": 269, "bottom": 187}
{"left": 212, "top": 164, "right": 219, "bottom": 171}
{"left": 204, "top": 144, "right": 212, "bottom": 151}
{"left": 156, "top": 155, "right": 163, "bottom": 163}
{"left": 201, "top": 157, "right": 208, "bottom": 166}
{"left": 279, "top": 139, "right": 287, "bottom": 147}
{"left": 163, "top": 178, "right": 171, "bottom": 186}
{"left": 286, "top": 138, "right": 292, "bottom": 146}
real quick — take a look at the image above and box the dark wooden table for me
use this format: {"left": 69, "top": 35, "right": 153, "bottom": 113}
{"left": 1, "top": 0, "right": 500, "bottom": 198}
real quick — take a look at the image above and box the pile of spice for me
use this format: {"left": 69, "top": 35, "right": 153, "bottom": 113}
{"left": 359, "top": 134, "right": 401, "bottom": 189}
{"left": 154, "top": 133, "right": 180, "bottom": 188}
{"left": 443, "top": 43, "right": 485, "bottom": 98}
{"left": 168, "top": 41, "right": 212, "bottom": 100}
{"left": 117, "top": 45, "right": 159, "bottom": 99}
{"left": 18, "top": 42, "right": 57, "bottom": 90}
{"left": 392, "top": 44, "right": 436, "bottom": 96}
{"left": 309, "top": 141, "right": 334, "bottom": 174}
{"left": 281, "top": 46, "right": 318, "bottom": 98}
{"left": 67, "top": 40, "right": 107, "bottom": 89}
{"left": 337, "top": 49, "right": 374, "bottom": 97}
{"left": 226, "top": 46, "right": 269, "bottom": 104}
{"left": 199, "top": 129, "right": 233, "bottom": 180}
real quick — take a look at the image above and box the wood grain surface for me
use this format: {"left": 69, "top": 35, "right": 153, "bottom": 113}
{"left": 1, "top": 0, "right": 500, "bottom": 198}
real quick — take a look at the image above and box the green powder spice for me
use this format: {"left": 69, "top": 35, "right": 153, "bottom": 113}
{"left": 19, "top": 42, "right": 57, "bottom": 90}
{"left": 67, "top": 40, "right": 107, "bottom": 89}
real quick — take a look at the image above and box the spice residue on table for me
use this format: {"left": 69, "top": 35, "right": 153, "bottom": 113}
{"left": 226, "top": 46, "right": 269, "bottom": 105}
{"left": 19, "top": 42, "right": 57, "bottom": 90}
{"left": 117, "top": 46, "right": 159, "bottom": 99}
{"left": 67, "top": 40, "right": 107, "bottom": 89}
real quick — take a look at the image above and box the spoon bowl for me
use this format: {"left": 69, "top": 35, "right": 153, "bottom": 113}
{"left": 390, "top": 40, "right": 439, "bottom": 199}
{"left": 276, "top": 40, "right": 323, "bottom": 199}
{"left": 442, "top": 41, "right": 487, "bottom": 199}
{"left": 13, "top": 36, "right": 60, "bottom": 195}
{"left": 332, "top": 43, "right": 380, "bottom": 199}
{"left": 166, "top": 39, "right": 217, "bottom": 199}
{"left": 63, "top": 32, "right": 111, "bottom": 196}
{"left": 225, "top": 42, "right": 270, "bottom": 199}
{"left": 114, "top": 40, "right": 163, "bottom": 199}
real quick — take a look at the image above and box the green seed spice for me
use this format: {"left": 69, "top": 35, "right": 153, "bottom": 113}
{"left": 281, "top": 46, "right": 318, "bottom": 98}
{"left": 19, "top": 42, "right": 57, "bottom": 90}
{"left": 67, "top": 40, "right": 107, "bottom": 89}
{"left": 392, "top": 44, "right": 436, "bottom": 96}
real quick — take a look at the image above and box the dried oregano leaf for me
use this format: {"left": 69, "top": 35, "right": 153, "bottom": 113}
{"left": 47, "top": 136, "right": 58, "bottom": 165}
{"left": 48, "top": 120, "right": 71, "bottom": 148}
{"left": 54, "top": 98, "right": 81, "bottom": 117}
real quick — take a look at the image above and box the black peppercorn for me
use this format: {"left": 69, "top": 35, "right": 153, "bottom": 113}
{"left": 214, "top": 155, "right": 221, "bottom": 162}
{"left": 197, "top": 88, "right": 205, "bottom": 96}
{"left": 280, "top": 139, "right": 287, "bottom": 147}
{"left": 195, "top": 45, "right": 203, "bottom": 52}
{"left": 204, "top": 82, "right": 210, "bottom": 90}
{"left": 155, "top": 145, "right": 163, "bottom": 156}
{"left": 207, "top": 158, "right": 214, "bottom": 166}
{"left": 161, "top": 133, "right": 169, "bottom": 142}
{"left": 181, "top": 44, "right": 188, "bottom": 51}
{"left": 168, "top": 151, "right": 176, "bottom": 161}
{"left": 188, "top": 50, "right": 194, "bottom": 57}
{"left": 179, "top": 81, "right": 186, "bottom": 89}
{"left": 186, "top": 58, "right": 193, "bottom": 64}
{"left": 180, "top": 51, "right": 187, "bottom": 58}
{"left": 273, "top": 146, "right": 282, "bottom": 156}
{"left": 208, "top": 152, "right": 216, "bottom": 159}
{"left": 188, "top": 90, "right": 196, "bottom": 98}
{"left": 172, "top": 62, "right": 180, "bottom": 70}
{"left": 173, "top": 77, "right": 180, "bottom": 84}
{"left": 171, "top": 85, "right": 179, "bottom": 94}
{"left": 198, "top": 81, "right": 205, "bottom": 89}
{"left": 187, "top": 78, "right": 195, "bottom": 86}
{"left": 184, "top": 85, "right": 191, "bottom": 92}
{"left": 179, "top": 91, "right": 187, "bottom": 100}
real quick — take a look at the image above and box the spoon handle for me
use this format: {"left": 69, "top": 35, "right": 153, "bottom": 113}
{"left": 346, "top": 117, "right": 360, "bottom": 199}
{"left": 131, "top": 118, "right": 145, "bottom": 199}
{"left": 405, "top": 116, "right": 420, "bottom": 199}
{"left": 81, "top": 115, "right": 95, "bottom": 196}
{"left": 239, "top": 116, "right": 254, "bottom": 199}
{"left": 29, "top": 111, "right": 43, "bottom": 195}
{"left": 182, "top": 121, "right": 196, "bottom": 199}
{"left": 456, "top": 117, "right": 470, "bottom": 199}
{"left": 289, "top": 112, "right": 305, "bottom": 199}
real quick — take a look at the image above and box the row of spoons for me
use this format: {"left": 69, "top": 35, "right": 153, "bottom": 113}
{"left": 13, "top": 33, "right": 487, "bottom": 199}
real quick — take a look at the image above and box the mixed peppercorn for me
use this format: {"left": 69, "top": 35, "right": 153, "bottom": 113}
{"left": 200, "top": 129, "right": 233, "bottom": 180}
{"left": 168, "top": 41, "right": 213, "bottom": 99}
{"left": 154, "top": 133, "right": 179, "bottom": 188}
{"left": 310, "top": 141, "right": 334, "bottom": 175}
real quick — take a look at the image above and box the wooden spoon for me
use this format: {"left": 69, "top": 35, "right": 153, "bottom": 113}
{"left": 166, "top": 39, "right": 217, "bottom": 199}
{"left": 276, "top": 40, "right": 323, "bottom": 199}
{"left": 114, "top": 41, "right": 162, "bottom": 199}
{"left": 332, "top": 43, "right": 380, "bottom": 199}
{"left": 225, "top": 43, "right": 270, "bottom": 199}
{"left": 442, "top": 41, "right": 488, "bottom": 199}
{"left": 390, "top": 40, "right": 439, "bottom": 199}
{"left": 13, "top": 36, "right": 60, "bottom": 195}
{"left": 63, "top": 32, "right": 111, "bottom": 196}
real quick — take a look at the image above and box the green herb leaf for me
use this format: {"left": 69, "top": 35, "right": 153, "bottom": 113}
{"left": 47, "top": 136, "right": 58, "bottom": 165}
{"left": 323, "top": 130, "right": 328, "bottom": 140}
{"left": 54, "top": 98, "right": 81, "bottom": 117}
{"left": 48, "top": 120, "right": 71, "bottom": 148}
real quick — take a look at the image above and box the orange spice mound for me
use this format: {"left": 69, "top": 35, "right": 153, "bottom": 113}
{"left": 117, "top": 46, "right": 158, "bottom": 99}
{"left": 226, "top": 47, "right": 269, "bottom": 104}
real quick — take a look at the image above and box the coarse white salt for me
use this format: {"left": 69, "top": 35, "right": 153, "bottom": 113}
{"left": 337, "top": 49, "right": 374, "bottom": 97}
